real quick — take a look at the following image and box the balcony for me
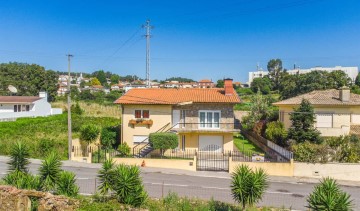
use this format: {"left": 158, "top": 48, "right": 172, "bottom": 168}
{"left": 170, "top": 122, "right": 240, "bottom": 134}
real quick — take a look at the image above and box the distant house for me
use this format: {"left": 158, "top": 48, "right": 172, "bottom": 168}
{"left": 273, "top": 87, "right": 360, "bottom": 137}
{"left": 89, "top": 85, "right": 104, "bottom": 93}
{"left": 198, "top": 79, "right": 215, "bottom": 88}
{"left": 0, "top": 92, "right": 62, "bottom": 121}
{"left": 115, "top": 79, "right": 240, "bottom": 157}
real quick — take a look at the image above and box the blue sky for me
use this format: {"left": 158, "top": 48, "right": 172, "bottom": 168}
{"left": 0, "top": 0, "right": 360, "bottom": 82}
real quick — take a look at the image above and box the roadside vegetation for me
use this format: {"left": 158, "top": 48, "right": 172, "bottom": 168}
{"left": 233, "top": 133, "right": 263, "bottom": 154}
{"left": 0, "top": 113, "right": 119, "bottom": 159}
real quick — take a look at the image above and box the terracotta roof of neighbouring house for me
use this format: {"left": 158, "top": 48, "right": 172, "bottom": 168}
{"left": 198, "top": 79, "right": 213, "bottom": 83}
{"left": 0, "top": 96, "right": 42, "bottom": 103}
{"left": 114, "top": 88, "right": 241, "bottom": 104}
{"left": 273, "top": 89, "right": 360, "bottom": 106}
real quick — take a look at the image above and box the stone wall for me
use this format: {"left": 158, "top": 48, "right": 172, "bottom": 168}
{"left": 0, "top": 186, "right": 79, "bottom": 211}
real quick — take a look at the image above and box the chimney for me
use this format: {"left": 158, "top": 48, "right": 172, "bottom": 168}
{"left": 224, "top": 78, "right": 233, "bottom": 96}
{"left": 339, "top": 86, "right": 350, "bottom": 102}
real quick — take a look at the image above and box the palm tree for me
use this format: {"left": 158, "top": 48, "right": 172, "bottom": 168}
{"left": 307, "top": 177, "right": 353, "bottom": 210}
{"left": 8, "top": 141, "right": 30, "bottom": 173}
{"left": 231, "top": 164, "right": 268, "bottom": 209}
{"left": 97, "top": 158, "right": 115, "bottom": 195}
{"left": 39, "top": 151, "right": 62, "bottom": 191}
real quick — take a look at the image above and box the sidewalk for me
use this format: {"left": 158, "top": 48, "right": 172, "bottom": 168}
{"left": 1, "top": 156, "right": 360, "bottom": 187}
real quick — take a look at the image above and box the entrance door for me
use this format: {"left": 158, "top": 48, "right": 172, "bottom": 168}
{"left": 199, "top": 135, "right": 223, "bottom": 152}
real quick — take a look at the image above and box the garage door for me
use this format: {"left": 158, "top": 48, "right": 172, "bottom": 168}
{"left": 199, "top": 135, "right": 223, "bottom": 152}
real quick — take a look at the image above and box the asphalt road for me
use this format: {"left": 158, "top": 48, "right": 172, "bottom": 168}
{"left": 0, "top": 162, "right": 359, "bottom": 210}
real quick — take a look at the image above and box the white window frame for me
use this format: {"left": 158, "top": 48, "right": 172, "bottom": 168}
{"left": 316, "top": 113, "right": 333, "bottom": 128}
{"left": 198, "top": 110, "right": 221, "bottom": 129}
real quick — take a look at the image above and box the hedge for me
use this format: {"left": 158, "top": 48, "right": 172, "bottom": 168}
{"left": 149, "top": 133, "right": 178, "bottom": 150}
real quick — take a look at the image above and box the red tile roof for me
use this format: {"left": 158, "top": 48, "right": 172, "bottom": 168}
{"left": 198, "top": 79, "right": 213, "bottom": 83}
{"left": 114, "top": 88, "right": 240, "bottom": 104}
{"left": 0, "top": 96, "right": 42, "bottom": 103}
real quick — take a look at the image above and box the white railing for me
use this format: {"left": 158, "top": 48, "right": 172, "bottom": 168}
{"left": 267, "top": 140, "right": 293, "bottom": 160}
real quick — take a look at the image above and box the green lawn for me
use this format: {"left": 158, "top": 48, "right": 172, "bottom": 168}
{"left": 233, "top": 133, "right": 263, "bottom": 154}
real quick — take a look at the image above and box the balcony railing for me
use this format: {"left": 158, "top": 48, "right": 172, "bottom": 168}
{"left": 171, "top": 122, "right": 240, "bottom": 133}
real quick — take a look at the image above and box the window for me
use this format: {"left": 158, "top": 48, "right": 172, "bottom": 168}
{"left": 133, "top": 135, "right": 148, "bottom": 144}
{"left": 316, "top": 114, "right": 333, "bottom": 128}
{"left": 14, "top": 105, "right": 22, "bottom": 112}
{"left": 181, "top": 135, "right": 186, "bottom": 151}
{"left": 26, "top": 105, "right": 30, "bottom": 111}
{"left": 199, "top": 110, "right": 221, "bottom": 129}
{"left": 134, "top": 110, "right": 150, "bottom": 119}
{"left": 135, "top": 110, "right": 142, "bottom": 118}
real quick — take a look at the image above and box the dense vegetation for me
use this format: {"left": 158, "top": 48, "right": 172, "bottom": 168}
{"left": 0, "top": 62, "right": 58, "bottom": 101}
{"left": 0, "top": 114, "right": 120, "bottom": 159}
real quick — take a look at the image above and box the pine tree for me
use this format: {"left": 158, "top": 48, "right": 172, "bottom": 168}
{"left": 288, "top": 99, "right": 321, "bottom": 143}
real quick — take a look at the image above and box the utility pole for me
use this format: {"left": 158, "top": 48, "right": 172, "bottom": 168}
{"left": 66, "top": 54, "right": 74, "bottom": 160}
{"left": 143, "top": 19, "right": 153, "bottom": 88}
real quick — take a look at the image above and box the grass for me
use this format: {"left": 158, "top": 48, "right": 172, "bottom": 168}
{"left": 77, "top": 193, "right": 285, "bottom": 211}
{"left": 233, "top": 133, "right": 263, "bottom": 154}
{"left": 0, "top": 114, "right": 120, "bottom": 159}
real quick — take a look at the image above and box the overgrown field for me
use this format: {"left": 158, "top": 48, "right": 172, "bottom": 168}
{"left": 51, "top": 101, "right": 121, "bottom": 118}
{"left": 0, "top": 114, "right": 120, "bottom": 159}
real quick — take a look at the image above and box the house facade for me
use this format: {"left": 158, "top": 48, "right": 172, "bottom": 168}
{"left": 273, "top": 88, "right": 360, "bottom": 137}
{"left": 115, "top": 79, "right": 240, "bottom": 155}
{"left": 0, "top": 92, "right": 62, "bottom": 121}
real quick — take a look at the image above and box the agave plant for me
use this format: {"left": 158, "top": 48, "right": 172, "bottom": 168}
{"left": 231, "top": 164, "right": 268, "bottom": 209}
{"left": 39, "top": 151, "right": 62, "bottom": 191}
{"left": 55, "top": 171, "right": 79, "bottom": 197}
{"left": 3, "top": 170, "right": 41, "bottom": 190}
{"left": 8, "top": 141, "right": 30, "bottom": 173}
{"left": 112, "top": 164, "right": 148, "bottom": 207}
{"left": 97, "top": 158, "right": 115, "bottom": 195}
{"left": 307, "top": 177, "right": 353, "bottom": 210}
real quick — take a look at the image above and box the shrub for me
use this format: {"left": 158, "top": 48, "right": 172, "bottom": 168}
{"left": 37, "top": 138, "right": 56, "bottom": 157}
{"left": 118, "top": 143, "right": 131, "bottom": 156}
{"left": 55, "top": 171, "right": 79, "bottom": 197}
{"left": 265, "top": 121, "right": 288, "bottom": 146}
{"left": 3, "top": 171, "right": 41, "bottom": 190}
{"left": 307, "top": 178, "right": 353, "bottom": 210}
{"left": 112, "top": 164, "right": 147, "bottom": 207}
{"left": 71, "top": 102, "right": 84, "bottom": 115}
{"left": 149, "top": 132, "right": 178, "bottom": 152}
{"left": 80, "top": 124, "right": 100, "bottom": 144}
{"left": 39, "top": 152, "right": 62, "bottom": 191}
{"left": 291, "top": 141, "right": 328, "bottom": 163}
{"left": 97, "top": 159, "right": 115, "bottom": 195}
{"left": 8, "top": 141, "right": 30, "bottom": 173}
{"left": 231, "top": 164, "right": 268, "bottom": 209}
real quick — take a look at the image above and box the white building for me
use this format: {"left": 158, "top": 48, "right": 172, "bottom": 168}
{"left": 247, "top": 66, "right": 359, "bottom": 86}
{"left": 0, "top": 92, "right": 62, "bottom": 121}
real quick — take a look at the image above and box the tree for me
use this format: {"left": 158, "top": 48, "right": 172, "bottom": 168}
{"left": 250, "top": 77, "right": 272, "bottom": 94}
{"left": 39, "top": 152, "right": 62, "bottom": 191}
{"left": 241, "top": 91, "right": 272, "bottom": 131}
{"left": 216, "top": 80, "right": 224, "bottom": 88}
{"left": 91, "top": 77, "right": 101, "bottom": 86}
{"left": 80, "top": 124, "right": 100, "bottom": 144}
{"left": 288, "top": 99, "right": 321, "bottom": 143}
{"left": 100, "top": 127, "right": 117, "bottom": 149}
{"left": 231, "top": 164, "right": 268, "bottom": 209}
{"left": 8, "top": 141, "right": 30, "bottom": 173}
{"left": 71, "top": 102, "right": 84, "bottom": 115}
{"left": 307, "top": 178, "right": 353, "bottom": 210}
{"left": 92, "top": 70, "right": 107, "bottom": 85}
{"left": 110, "top": 74, "right": 121, "bottom": 84}
{"left": 149, "top": 133, "right": 179, "bottom": 156}
{"left": 267, "top": 59, "right": 285, "bottom": 90}
{"left": 355, "top": 74, "right": 360, "bottom": 86}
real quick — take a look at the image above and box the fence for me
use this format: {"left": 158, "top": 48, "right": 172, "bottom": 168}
{"left": 132, "top": 149, "right": 196, "bottom": 160}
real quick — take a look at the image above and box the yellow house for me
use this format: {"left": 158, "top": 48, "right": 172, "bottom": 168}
{"left": 114, "top": 79, "right": 241, "bottom": 157}
{"left": 273, "top": 87, "right": 360, "bottom": 137}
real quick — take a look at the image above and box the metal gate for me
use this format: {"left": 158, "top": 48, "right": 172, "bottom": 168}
{"left": 196, "top": 151, "right": 230, "bottom": 171}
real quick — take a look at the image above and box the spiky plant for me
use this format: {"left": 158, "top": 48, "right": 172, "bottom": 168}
{"left": 112, "top": 164, "right": 148, "bottom": 207}
{"left": 97, "top": 158, "right": 115, "bottom": 195}
{"left": 3, "top": 170, "right": 41, "bottom": 190}
{"left": 231, "top": 164, "right": 268, "bottom": 209}
{"left": 307, "top": 177, "right": 353, "bottom": 210}
{"left": 55, "top": 171, "right": 79, "bottom": 197}
{"left": 39, "top": 151, "right": 62, "bottom": 191}
{"left": 8, "top": 141, "right": 30, "bottom": 173}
